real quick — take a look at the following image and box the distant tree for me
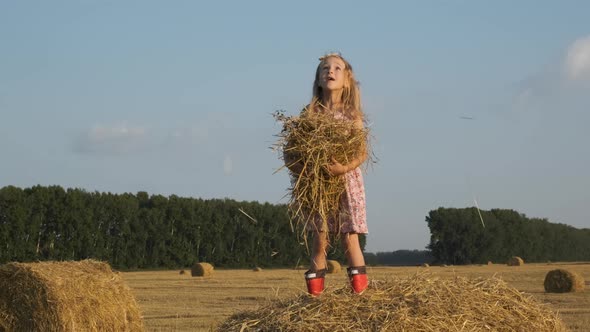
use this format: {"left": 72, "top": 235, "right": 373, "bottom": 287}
{"left": 427, "top": 207, "right": 590, "bottom": 264}
{"left": 0, "top": 185, "right": 361, "bottom": 268}
{"left": 0, "top": 186, "right": 26, "bottom": 262}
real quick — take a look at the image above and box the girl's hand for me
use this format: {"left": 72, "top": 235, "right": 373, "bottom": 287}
{"left": 326, "top": 157, "right": 348, "bottom": 176}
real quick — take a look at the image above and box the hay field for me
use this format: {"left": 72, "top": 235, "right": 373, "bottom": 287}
{"left": 123, "top": 262, "right": 590, "bottom": 331}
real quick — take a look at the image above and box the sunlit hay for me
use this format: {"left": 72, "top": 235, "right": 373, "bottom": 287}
{"left": 253, "top": 267, "right": 263, "bottom": 272}
{"left": 218, "top": 272, "right": 567, "bottom": 332}
{"left": 326, "top": 260, "right": 341, "bottom": 274}
{"left": 544, "top": 269, "right": 585, "bottom": 293}
{"left": 191, "top": 262, "right": 214, "bottom": 277}
{"left": 0, "top": 259, "right": 144, "bottom": 332}
{"left": 421, "top": 263, "right": 430, "bottom": 268}
{"left": 273, "top": 109, "right": 371, "bottom": 241}
{"left": 508, "top": 256, "right": 524, "bottom": 266}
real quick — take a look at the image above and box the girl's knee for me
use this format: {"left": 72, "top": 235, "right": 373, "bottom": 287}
{"left": 341, "top": 233, "right": 359, "bottom": 247}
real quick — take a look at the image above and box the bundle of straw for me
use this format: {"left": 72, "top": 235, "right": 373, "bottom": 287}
{"left": 0, "top": 259, "right": 144, "bottom": 332}
{"left": 544, "top": 269, "right": 585, "bottom": 293}
{"left": 273, "top": 109, "right": 369, "bottom": 236}
{"left": 218, "top": 273, "right": 567, "bottom": 332}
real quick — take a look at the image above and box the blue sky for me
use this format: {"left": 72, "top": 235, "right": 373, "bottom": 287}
{"left": 1, "top": 1, "right": 589, "bottom": 252}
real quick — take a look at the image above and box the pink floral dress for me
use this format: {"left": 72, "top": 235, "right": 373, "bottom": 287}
{"left": 307, "top": 110, "right": 368, "bottom": 234}
{"left": 339, "top": 167, "right": 368, "bottom": 233}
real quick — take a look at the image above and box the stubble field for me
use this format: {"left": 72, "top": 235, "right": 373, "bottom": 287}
{"left": 123, "top": 262, "right": 590, "bottom": 331}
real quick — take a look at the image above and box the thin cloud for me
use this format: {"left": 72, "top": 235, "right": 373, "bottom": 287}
{"left": 74, "top": 123, "right": 149, "bottom": 155}
{"left": 564, "top": 35, "right": 590, "bottom": 80}
{"left": 512, "top": 34, "right": 590, "bottom": 111}
{"left": 166, "top": 126, "right": 209, "bottom": 146}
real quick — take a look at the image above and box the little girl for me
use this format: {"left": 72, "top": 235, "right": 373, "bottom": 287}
{"left": 287, "top": 53, "right": 370, "bottom": 295}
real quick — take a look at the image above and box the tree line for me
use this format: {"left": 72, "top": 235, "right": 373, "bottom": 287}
{"left": 0, "top": 185, "right": 366, "bottom": 269}
{"left": 3, "top": 186, "right": 587, "bottom": 269}
{"left": 426, "top": 207, "right": 590, "bottom": 265}
{"left": 365, "top": 250, "right": 434, "bottom": 266}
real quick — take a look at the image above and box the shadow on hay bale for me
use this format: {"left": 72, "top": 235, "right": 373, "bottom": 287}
{"left": 191, "top": 262, "right": 214, "bottom": 277}
{"left": 218, "top": 272, "right": 566, "bottom": 332}
{"left": 507, "top": 256, "right": 524, "bottom": 266}
{"left": 544, "top": 269, "right": 585, "bottom": 293}
{"left": 326, "top": 260, "right": 341, "bottom": 274}
{"left": 0, "top": 259, "right": 143, "bottom": 332}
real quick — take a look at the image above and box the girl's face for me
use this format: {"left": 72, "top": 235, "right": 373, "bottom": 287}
{"left": 318, "top": 57, "right": 347, "bottom": 92}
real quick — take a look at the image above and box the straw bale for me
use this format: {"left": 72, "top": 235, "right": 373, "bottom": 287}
{"left": 218, "top": 272, "right": 566, "bottom": 332}
{"left": 421, "top": 263, "right": 430, "bottom": 268}
{"left": 0, "top": 259, "right": 143, "bottom": 332}
{"left": 191, "top": 262, "right": 214, "bottom": 277}
{"left": 253, "top": 267, "right": 263, "bottom": 272}
{"left": 326, "top": 260, "right": 341, "bottom": 274}
{"left": 544, "top": 269, "right": 585, "bottom": 293}
{"left": 273, "top": 109, "right": 372, "bottom": 239}
{"left": 508, "top": 256, "right": 524, "bottom": 266}
{"left": 487, "top": 261, "right": 493, "bottom": 266}
{"left": 179, "top": 269, "right": 186, "bottom": 275}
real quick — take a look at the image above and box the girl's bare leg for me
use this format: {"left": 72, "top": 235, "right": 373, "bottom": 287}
{"left": 341, "top": 233, "right": 365, "bottom": 267}
{"left": 311, "top": 231, "right": 328, "bottom": 271}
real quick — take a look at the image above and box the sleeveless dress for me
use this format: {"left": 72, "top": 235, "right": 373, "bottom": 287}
{"left": 307, "top": 110, "right": 368, "bottom": 234}
{"left": 337, "top": 166, "right": 368, "bottom": 233}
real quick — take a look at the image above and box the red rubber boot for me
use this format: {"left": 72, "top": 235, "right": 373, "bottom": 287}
{"left": 304, "top": 269, "right": 326, "bottom": 296}
{"left": 347, "top": 266, "right": 368, "bottom": 294}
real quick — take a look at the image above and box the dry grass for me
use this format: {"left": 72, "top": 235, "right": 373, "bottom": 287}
{"left": 545, "top": 269, "right": 585, "bottom": 293}
{"left": 326, "top": 260, "right": 341, "bottom": 274}
{"left": 219, "top": 272, "right": 565, "bottom": 331}
{"left": 191, "top": 262, "right": 214, "bottom": 277}
{"left": 273, "top": 110, "right": 370, "bottom": 238}
{"left": 122, "top": 262, "right": 590, "bottom": 331}
{"left": 0, "top": 259, "right": 143, "bottom": 331}
{"left": 508, "top": 256, "right": 525, "bottom": 266}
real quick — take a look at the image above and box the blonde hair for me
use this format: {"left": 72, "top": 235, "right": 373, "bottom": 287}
{"left": 309, "top": 53, "right": 363, "bottom": 121}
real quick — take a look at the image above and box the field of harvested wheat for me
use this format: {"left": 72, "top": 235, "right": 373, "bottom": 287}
{"left": 123, "top": 262, "right": 590, "bottom": 331}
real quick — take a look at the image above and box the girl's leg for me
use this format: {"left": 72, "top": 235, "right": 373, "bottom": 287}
{"left": 311, "top": 230, "right": 328, "bottom": 271}
{"left": 341, "top": 233, "right": 365, "bottom": 267}
{"left": 342, "top": 233, "right": 368, "bottom": 293}
{"left": 305, "top": 230, "right": 329, "bottom": 296}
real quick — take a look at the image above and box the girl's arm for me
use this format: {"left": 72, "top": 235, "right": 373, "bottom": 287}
{"left": 326, "top": 150, "right": 367, "bottom": 176}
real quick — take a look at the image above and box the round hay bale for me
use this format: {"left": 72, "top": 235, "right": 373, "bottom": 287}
{"left": 544, "top": 269, "right": 585, "bottom": 293}
{"left": 191, "top": 262, "right": 214, "bottom": 277}
{"left": 179, "top": 269, "right": 186, "bottom": 275}
{"left": 507, "top": 256, "right": 524, "bottom": 266}
{"left": 218, "top": 273, "right": 566, "bottom": 331}
{"left": 421, "top": 263, "right": 430, "bottom": 268}
{"left": 326, "top": 260, "right": 341, "bottom": 274}
{"left": 253, "top": 267, "right": 263, "bottom": 272}
{"left": 487, "top": 261, "right": 493, "bottom": 266}
{"left": 0, "top": 259, "right": 143, "bottom": 332}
